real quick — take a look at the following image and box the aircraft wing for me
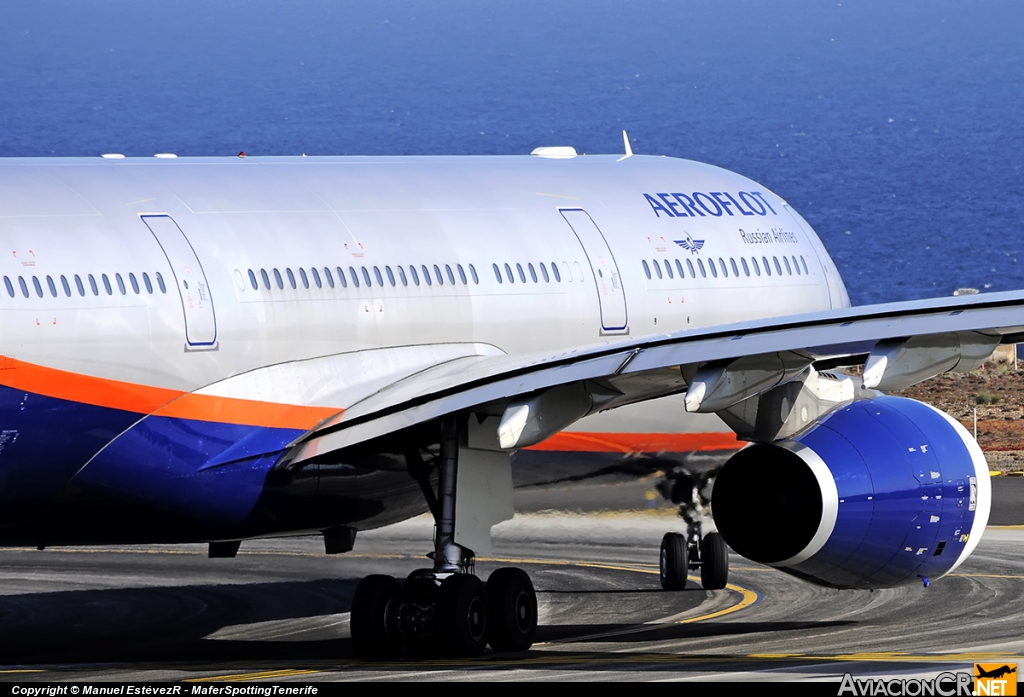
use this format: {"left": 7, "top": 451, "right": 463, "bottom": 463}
{"left": 286, "top": 289, "right": 1024, "bottom": 465}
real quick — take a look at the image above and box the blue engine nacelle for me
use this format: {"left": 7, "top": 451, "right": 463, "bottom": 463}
{"left": 712, "top": 396, "right": 990, "bottom": 588}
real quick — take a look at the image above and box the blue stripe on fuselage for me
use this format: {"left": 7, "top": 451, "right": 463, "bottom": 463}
{"left": 0, "top": 383, "right": 301, "bottom": 529}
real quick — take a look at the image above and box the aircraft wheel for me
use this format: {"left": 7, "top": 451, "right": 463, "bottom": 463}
{"left": 700, "top": 532, "right": 729, "bottom": 590}
{"left": 660, "top": 532, "right": 688, "bottom": 591}
{"left": 403, "top": 569, "right": 440, "bottom": 658}
{"left": 350, "top": 574, "right": 402, "bottom": 659}
{"left": 436, "top": 573, "right": 489, "bottom": 657}
{"left": 486, "top": 567, "right": 537, "bottom": 652}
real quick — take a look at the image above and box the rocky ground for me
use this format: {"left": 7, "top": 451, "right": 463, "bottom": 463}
{"left": 891, "top": 363, "right": 1024, "bottom": 473}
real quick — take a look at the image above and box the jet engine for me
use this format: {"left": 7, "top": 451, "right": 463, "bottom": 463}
{"left": 712, "top": 396, "right": 990, "bottom": 588}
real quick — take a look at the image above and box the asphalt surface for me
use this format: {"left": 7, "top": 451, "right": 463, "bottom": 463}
{"left": 0, "top": 479, "right": 1020, "bottom": 682}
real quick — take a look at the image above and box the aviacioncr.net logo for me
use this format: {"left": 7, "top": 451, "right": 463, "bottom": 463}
{"left": 838, "top": 672, "right": 973, "bottom": 696}
{"left": 974, "top": 664, "right": 1017, "bottom": 696}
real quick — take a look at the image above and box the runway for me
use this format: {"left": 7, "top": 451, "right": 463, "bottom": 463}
{"left": 0, "top": 480, "right": 1022, "bottom": 682}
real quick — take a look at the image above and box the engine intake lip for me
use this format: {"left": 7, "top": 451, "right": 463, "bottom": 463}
{"left": 713, "top": 442, "right": 838, "bottom": 566}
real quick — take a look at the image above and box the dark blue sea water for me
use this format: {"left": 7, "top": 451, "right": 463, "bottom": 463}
{"left": 1, "top": 1, "right": 1022, "bottom": 305}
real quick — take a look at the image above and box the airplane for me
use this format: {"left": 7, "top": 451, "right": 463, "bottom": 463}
{"left": 976, "top": 666, "right": 1017, "bottom": 680}
{"left": 0, "top": 145, "right": 1018, "bottom": 659}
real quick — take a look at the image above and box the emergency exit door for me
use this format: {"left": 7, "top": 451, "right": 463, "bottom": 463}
{"left": 560, "top": 209, "right": 628, "bottom": 333}
{"left": 142, "top": 215, "right": 217, "bottom": 347}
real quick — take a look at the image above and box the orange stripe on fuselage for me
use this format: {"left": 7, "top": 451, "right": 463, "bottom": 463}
{"left": 525, "top": 431, "right": 743, "bottom": 454}
{"left": 0, "top": 357, "right": 339, "bottom": 430}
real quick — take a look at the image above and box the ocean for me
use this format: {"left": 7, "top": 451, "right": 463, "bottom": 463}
{"left": 1, "top": 0, "right": 1021, "bottom": 305}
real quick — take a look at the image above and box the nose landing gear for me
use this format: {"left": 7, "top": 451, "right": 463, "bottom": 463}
{"left": 658, "top": 468, "right": 730, "bottom": 591}
{"left": 659, "top": 530, "right": 730, "bottom": 591}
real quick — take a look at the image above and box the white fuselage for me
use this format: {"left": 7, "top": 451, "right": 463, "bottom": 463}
{"left": 0, "top": 154, "right": 848, "bottom": 399}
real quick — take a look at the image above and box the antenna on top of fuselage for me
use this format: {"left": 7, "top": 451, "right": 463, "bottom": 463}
{"left": 618, "top": 131, "right": 634, "bottom": 162}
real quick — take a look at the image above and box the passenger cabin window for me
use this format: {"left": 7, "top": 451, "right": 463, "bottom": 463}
{"left": 422, "top": 265, "right": 432, "bottom": 286}
{"left": 410, "top": 265, "right": 420, "bottom": 286}
{"left": 540, "top": 263, "right": 550, "bottom": 282}
{"left": 552, "top": 263, "right": 561, "bottom": 282}
{"left": 653, "top": 260, "right": 662, "bottom": 279}
{"left": 642, "top": 260, "right": 651, "bottom": 280}
{"left": 3, "top": 277, "right": 13, "bottom": 297}
{"left": 311, "top": 267, "right": 322, "bottom": 288}
{"left": 397, "top": 266, "right": 408, "bottom": 286}
{"left": 504, "top": 263, "right": 514, "bottom": 284}
{"left": 46, "top": 275, "right": 57, "bottom": 297}
{"left": 78, "top": 275, "right": 88, "bottom": 295}
{"left": 299, "top": 268, "right": 310, "bottom": 288}
{"left": 156, "top": 272, "right": 167, "bottom": 293}
{"left": 433, "top": 264, "right": 444, "bottom": 286}
{"left": 469, "top": 264, "right": 479, "bottom": 284}
{"left": 740, "top": 258, "right": 749, "bottom": 276}
{"left": 33, "top": 276, "right": 43, "bottom": 297}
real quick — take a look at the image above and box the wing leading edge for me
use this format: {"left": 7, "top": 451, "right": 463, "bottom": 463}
{"left": 285, "top": 290, "right": 1024, "bottom": 465}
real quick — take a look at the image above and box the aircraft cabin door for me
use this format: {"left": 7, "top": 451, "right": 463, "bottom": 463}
{"left": 560, "top": 208, "right": 628, "bottom": 334}
{"left": 141, "top": 215, "right": 218, "bottom": 348}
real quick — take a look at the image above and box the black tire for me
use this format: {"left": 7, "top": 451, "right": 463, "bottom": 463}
{"left": 660, "top": 532, "right": 688, "bottom": 591}
{"left": 350, "top": 575, "right": 402, "bottom": 659}
{"left": 700, "top": 531, "right": 729, "bottom": 590}
{"left": 403, "top": 569, "right": 440, "bottom": 659}
{"left": 486, "top": 567, "right": 537, "bottom": 652}
{"left": 436, "top": 574, "right": 489, "bottom": 657}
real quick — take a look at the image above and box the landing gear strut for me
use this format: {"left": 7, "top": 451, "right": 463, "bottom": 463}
{"left": 350, "top": 415, "right": 537, "bottom": 659}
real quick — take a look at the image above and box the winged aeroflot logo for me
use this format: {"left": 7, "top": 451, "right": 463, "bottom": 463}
{"left": 674, "top": 235, "right": 705, "bottom": 255}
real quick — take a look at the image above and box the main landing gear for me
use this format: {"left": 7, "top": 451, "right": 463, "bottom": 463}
{"left": 350, "top": 416, "right": 537, "bottom": 659}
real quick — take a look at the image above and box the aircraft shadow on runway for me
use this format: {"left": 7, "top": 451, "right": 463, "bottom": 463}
{"left": 0, "top": 576, "right": 857, "bottom": 666}
{"left": 0, "top": 578, "right": 360, "bottom": 664}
